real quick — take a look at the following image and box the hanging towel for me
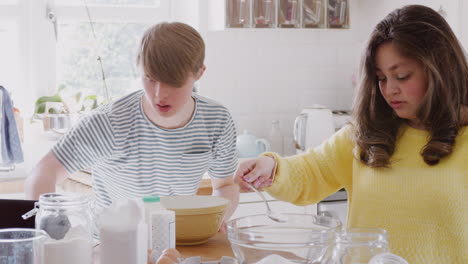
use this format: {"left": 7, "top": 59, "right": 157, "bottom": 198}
{"left": 0, "top": 86, "right": 23, "bottom": 165}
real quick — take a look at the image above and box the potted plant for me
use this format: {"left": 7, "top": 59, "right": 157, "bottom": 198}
{"left": 34, "top": 85, "right": 103, "bottom": 133}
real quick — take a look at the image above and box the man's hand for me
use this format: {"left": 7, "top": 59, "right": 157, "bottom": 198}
{"left": 211, "top": 176, "right": 239, "bottom": 231}
{"left": 218, "top": 221, "right": 227, "bottom": 233}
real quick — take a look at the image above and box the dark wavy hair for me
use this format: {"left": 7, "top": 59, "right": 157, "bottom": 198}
{"left": 353, "top": 5, "right": 468, "bottom": 167}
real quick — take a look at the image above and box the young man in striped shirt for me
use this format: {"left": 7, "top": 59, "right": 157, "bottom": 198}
{"left": 25, "top": 22, "right": 239, "bottom": 229}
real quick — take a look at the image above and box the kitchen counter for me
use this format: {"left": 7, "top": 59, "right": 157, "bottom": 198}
{"left": 177, "top": 233, "right": 234, "bottom": 260}
{"left": 93, "top": 233, "right": 234, "bottom": 263}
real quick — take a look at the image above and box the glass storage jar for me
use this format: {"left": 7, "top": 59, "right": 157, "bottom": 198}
{"left": 302, "top": 0, "right": 326, "bottom": 28}
{"left": 253, "top": 0, "right": 276, "bottom": 28}
{"left": 331, "top": 227, "right": 389, "bottom": 264}
{"left": 226, "top": 0, "right": 252, "bottom": 28}
{"left": 327, "top": 0, "right": 349, "bottom": 28}
{"left": 0, "top": 228, "right": 49, "bottom": 264}
{"left": 278, "top": 0, "right": 300, "bottom": 28}
{"left": 23, "top": 193, "right": 94, "bottom": 264}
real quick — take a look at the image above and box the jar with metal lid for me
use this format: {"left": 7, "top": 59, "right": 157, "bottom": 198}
{"left": 23, "top": 193, "right": 93, "bottom": 264}
{"left": 331, "top": 227, "right": 389, "bottom": 264}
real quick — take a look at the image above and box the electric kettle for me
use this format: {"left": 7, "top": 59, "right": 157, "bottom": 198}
{"left": 293, "top": 105, "right": 335, "bottom": 154}
{"left": 236, "top": 130, "right": 271, "bottom": 158}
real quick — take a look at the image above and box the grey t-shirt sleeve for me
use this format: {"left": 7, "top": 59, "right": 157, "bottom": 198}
{"left": 208, "top": 111, "right": 238, "bottom": 178}
{"left": 52, "top": 112, "right": 115, "bottom": 174}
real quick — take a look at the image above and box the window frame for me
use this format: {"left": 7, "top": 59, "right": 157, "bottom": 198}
{"left": 52, "top": 1, "right": 173, "bottom": 101}
{"left": 0, "top": 0, "right": 174, "bottom": 115}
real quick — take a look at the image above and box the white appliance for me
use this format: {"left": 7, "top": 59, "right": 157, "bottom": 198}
{"left": 317, "top": 189, "right": 348, "bottom": 227}
{"left": 293, "top": 105, "right": 335, "bottom": 154}
{"left": 293, "top": 106, "right": 351, "bottom": 227}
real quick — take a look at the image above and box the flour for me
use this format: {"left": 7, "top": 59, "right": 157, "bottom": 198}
{"left": 44, "top": 224, "right": 93, "bottom": 264}
{"left": 255, "top": 254, "right": 296, "bottom": 264}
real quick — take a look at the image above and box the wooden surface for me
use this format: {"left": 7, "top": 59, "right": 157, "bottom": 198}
{"left": 177, "top": 232, "right": 234, "bottom": 260}
{"left": 0, "top": 178, "right": 25, "bottom": 193}
{"left": 195, "top": 178, "right": 213, "bottom": 195}
{"left": 93, "top": 232, "right": 234, "bottom": 263}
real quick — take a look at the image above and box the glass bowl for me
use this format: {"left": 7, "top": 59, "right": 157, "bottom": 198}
{"left": 227, "top": 214, "right": 342, "bottom": 264}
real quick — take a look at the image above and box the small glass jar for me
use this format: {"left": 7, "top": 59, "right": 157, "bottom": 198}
{"left": 332, "top": 227, "right": 389, "bottom": 264}
{"left": 23, "top": 193, "right": 94, "bottom": 264}
{"left": 253, "top": 0, "right": 276, "bottom": 28}
{"left": 327, "top": 0, "right": 349, "bottom": 28}
{"left": 226, "top": 0, "right": 252, "bottom": 28}
{"left": 0, "top": 228, "right": 49, "bottom": 264}
{"left": 302, "top": 0, "right": 326, "bottom": 28}
{"left": 278, "top": 0, "right": 300, "bottom": 28}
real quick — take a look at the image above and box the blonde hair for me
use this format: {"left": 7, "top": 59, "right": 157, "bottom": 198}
{"left": 136, "top": 22, "right": 205, "bottom": 87}
{"left": 353, "top": 5, "right": 468, "bottom": 167}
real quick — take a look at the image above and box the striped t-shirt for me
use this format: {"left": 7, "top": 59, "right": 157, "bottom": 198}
{"left": 52, "top": 90, "right": 238, "bottom": 210}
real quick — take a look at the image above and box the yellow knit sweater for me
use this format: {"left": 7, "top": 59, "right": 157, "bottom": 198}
{"left": 264, "top": 125, "right": 467, "bottom": 264}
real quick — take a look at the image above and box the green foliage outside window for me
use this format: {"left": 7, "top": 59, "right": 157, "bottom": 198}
{"left": 57, "top": 22, "right": 150, "bottom": 100}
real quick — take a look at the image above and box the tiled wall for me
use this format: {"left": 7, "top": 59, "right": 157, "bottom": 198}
{"left": 198, "top": 0, "right": 462, "bottom": 155}
{"left": 201, "top": 30, "right": 359, "bottom": 155}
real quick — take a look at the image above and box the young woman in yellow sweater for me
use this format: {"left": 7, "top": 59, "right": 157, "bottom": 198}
{"left": 234, "top": 5, "right": 467, "bottom": 264}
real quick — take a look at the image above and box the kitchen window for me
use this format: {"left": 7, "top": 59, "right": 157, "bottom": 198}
{"left": 56, "top": 22, "right": 151, "bottom": 100}
{"left": 0, "top": 0, "right": 171, "bottom": 114}
{"left": 53, "top": 0, "right": 171, "bottom": 101}
{"left": 0, "top": 20, "right": 20, "bottom": 100}
{"left": 0, "top": 0, "right": 216, "bottom": 114}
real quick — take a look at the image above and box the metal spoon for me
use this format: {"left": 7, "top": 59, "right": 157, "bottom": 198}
{"left": 246, "top": 182, "right": 288, "bottom": 223}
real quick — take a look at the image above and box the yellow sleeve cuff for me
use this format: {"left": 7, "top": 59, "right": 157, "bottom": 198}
{"left": 260, "top": 152, "right": 281, "bottom": 183}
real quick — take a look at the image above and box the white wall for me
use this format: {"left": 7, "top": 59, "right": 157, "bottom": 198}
{"left": 199, "top": 1, "right": 360, "bottom": 155}
{"left": 198, "top": 0, "right": 465, "bottom": 155}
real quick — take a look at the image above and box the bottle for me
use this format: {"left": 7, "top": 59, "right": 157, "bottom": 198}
{"left": 99, "top": 198, "right": 148, "bottom": 264}
{"left": 269, "top": 120, "right": 283, "bottom": 155}
{"left": 142, "top": 196, "right": 175, "bottom": 262}
{"left": 143, "top": 196, "right": 164, "bottom": 221}
{"left": 142, "top": 196, "right": 163, "bottom": 249}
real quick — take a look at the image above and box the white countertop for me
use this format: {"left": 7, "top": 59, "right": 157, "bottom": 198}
{"left": 0, "top": 122, "right": 58, "bottom": 181}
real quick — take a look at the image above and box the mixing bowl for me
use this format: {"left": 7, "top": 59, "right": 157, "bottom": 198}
{"left": 227, "top": 214, "right": 342, "bottom": 264}
{"left": 160, "top": 195, "right": 229, "bottom": 245}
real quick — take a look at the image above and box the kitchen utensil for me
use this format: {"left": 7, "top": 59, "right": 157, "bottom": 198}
{"left": 0, "top": 228, "right": 49, "bottom": 264}
{"left": 293, "top": 105, "right": 335, "bottom": 154}
{"left": 226, "top": 214, "right": 342, "bottom": 264}
{"left": 160, "top": 195, "right": 229, "bottom": 245}
{"left": 246, "top": 182, "right": 287, "bottom": 223}
{"left": 236, "top": 130, "right": 271, "bottom": 158}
